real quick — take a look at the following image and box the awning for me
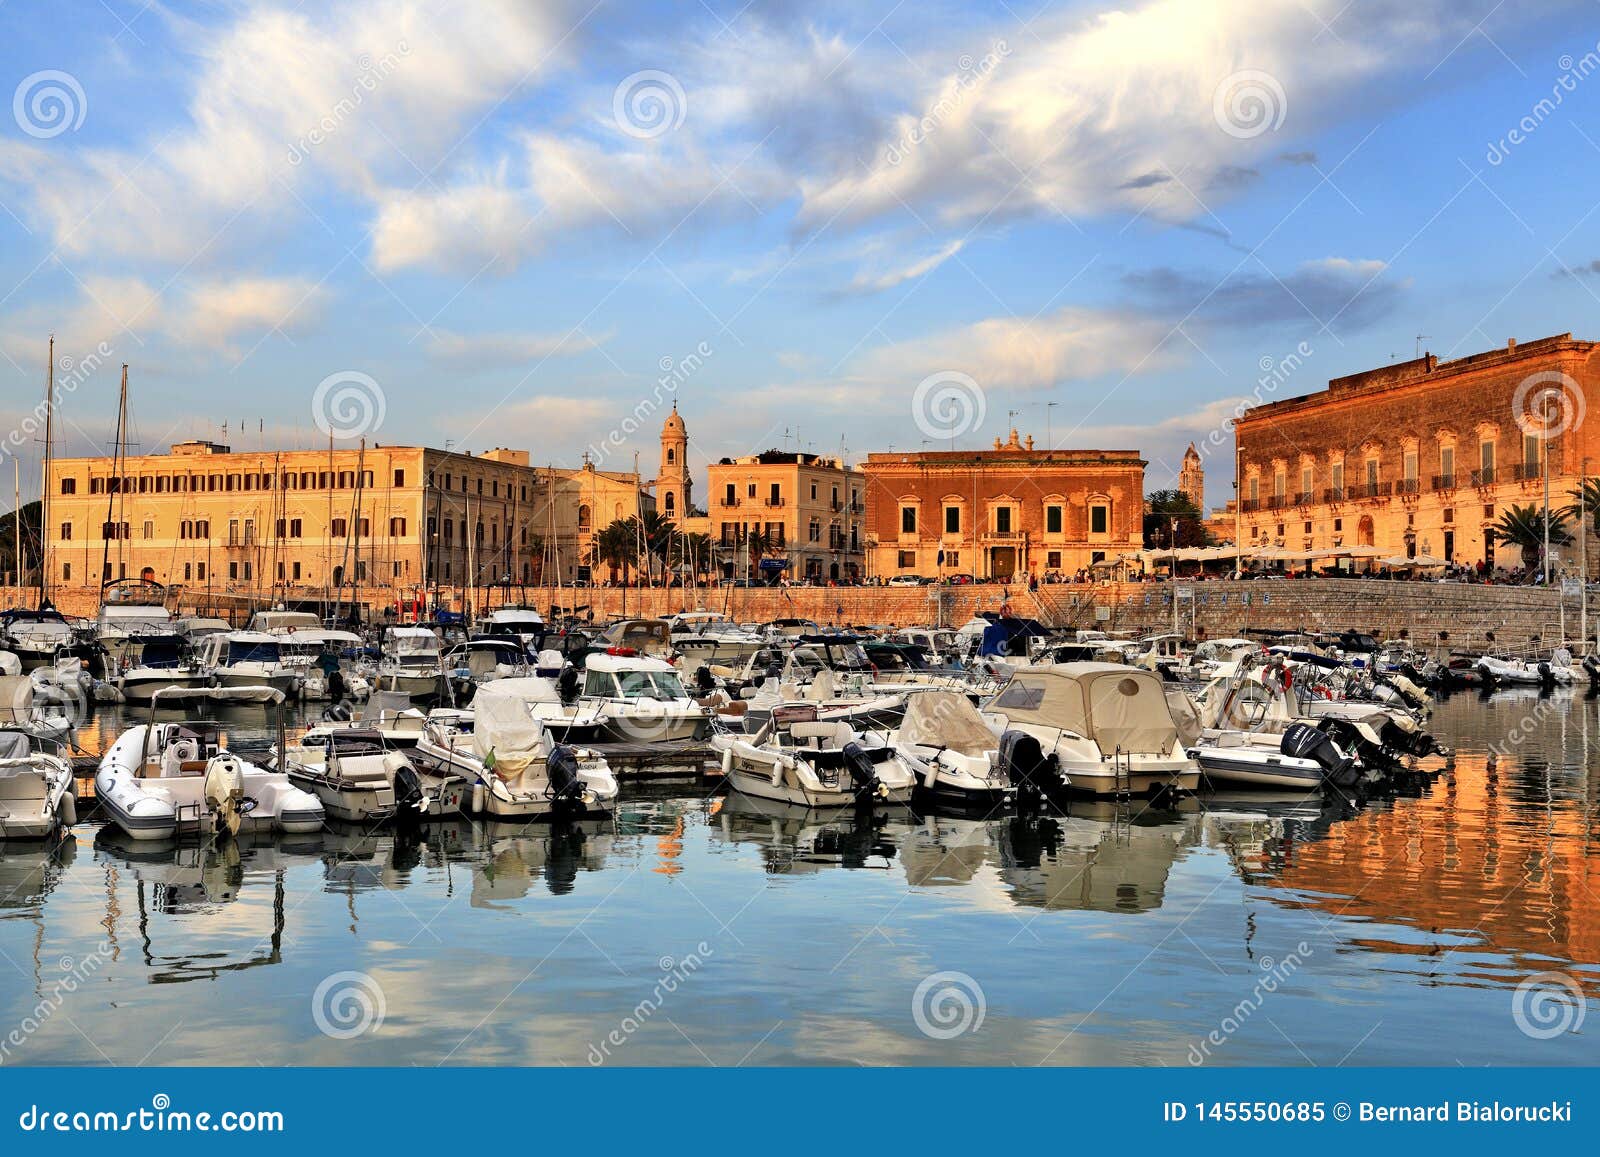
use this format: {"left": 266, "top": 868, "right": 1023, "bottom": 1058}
{"left": 151, "top": 685, "right": 286, "bottom": 705}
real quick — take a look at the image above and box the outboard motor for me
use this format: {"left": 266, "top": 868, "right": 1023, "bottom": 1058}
{"left": 322, "top": 701, "right": 354, "bottom": 722}
{"left": 1378, "top": 714, "right": 1436, "bottom": 758}
{"left": 387, "top": 753, "right": 425, "bottom": 818}
{"left": 840, "top": 741, "right": 885, "bottom": 803}
{"left": 1537, "top": 660, "right": 1556, "bottom": 689}
{"left": 1583, "top": 654, "right": 1600, "bottom": 689}
{"left": 998, "top": 729, "right": 1057, "bottom": 808}
{"left": 546, "top": 744, "right": 586, "bottom": 803}
{"left": 1280, "top": 721, "right": 1358, "bottom": 788}
{"left": 556, "top": 665, "right": 580, "bottom": 706}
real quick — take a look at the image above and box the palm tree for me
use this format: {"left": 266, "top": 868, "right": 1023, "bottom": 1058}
{"left": 594, "top": 519, "right": 636, "bottom": 584}
{"left": 672, "top": 531, "right": 712, "bottom": 584}
{"left": 1489, "top": 503, "right": 1573, "bottom": 573}
{"left": 1560, "top": 477, "right": 1600, "bottom": 533}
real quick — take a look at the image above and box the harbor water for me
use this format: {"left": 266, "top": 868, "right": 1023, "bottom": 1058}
{"left": 0, "top": 691, "right": 1594, "bottom": 1066}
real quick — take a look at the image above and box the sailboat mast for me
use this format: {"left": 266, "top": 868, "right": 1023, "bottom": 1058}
{"left": 38, "top": 337, "right": 53, "bottom": 609}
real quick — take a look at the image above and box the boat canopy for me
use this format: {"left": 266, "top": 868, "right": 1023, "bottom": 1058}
{"left": 587, "top": 651, "right": 675, "bottom": 674}
{"left": 0, "top": 729, "right": 34, "bottom": 767}
{"left": 896, "top": 690, "right": 996, "bottom": 757}
{"left": 990, "top": 663, "right": 1178, "bottom": 754}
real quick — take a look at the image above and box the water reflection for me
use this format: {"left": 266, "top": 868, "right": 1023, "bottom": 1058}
{"left": 0, "top": 692, "right": 1593, "bottom": 1064}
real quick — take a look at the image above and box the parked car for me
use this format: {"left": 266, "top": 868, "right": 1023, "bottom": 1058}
{"left": 944, "top": 573, "right": 974, "bottom": 585}
{"left": 888, "top": 574, "right": 925, "bottom": 587}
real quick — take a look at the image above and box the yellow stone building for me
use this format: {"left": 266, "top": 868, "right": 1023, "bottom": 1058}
{"left": 44, "top": 439, "right": 650, "bottom": 607}
{"left": 705, "top": 450, "right": 866, "bottom": 582}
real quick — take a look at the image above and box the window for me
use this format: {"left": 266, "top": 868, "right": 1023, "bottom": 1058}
{"left": 995, "top": 507, "right": 1012, "bottom": 533}
{"left": 59, "top": 522, "right": 71, "bottom": 541}
{"left": 1443, "top": 508, "right": 1453, "bottom": 523}
{"left": 196, "top": 563, "right": 205, "bottom": 580}
{"left": 746, "top": 483, "right": 756, "bottom": 498}
{"left": 666, "top": 448, "right": 675, "bottom": 464}
{"left": 1301, "top": 465, "right": 1313, "bottom": 497}
{"left": 331, "top": 518, "right": 348, "bottom": 537}
{"left": 229, "top": 562, "right": 239, "bottom": 580}
{"left": 724, "top": 483, "right": 736, "bottom": 505}
{"left": 1046, "top": 551, "right": 1061, "bottom": 568}
{"left": 945, "top": 506, "right": 961, "bottom": 534}
{"left": 1046, "top": 505, "right": 1062, "bottom": 534}
{"left": 1248, "top": 476, "right": 1259, "bottom": 504}
{"left": 1480, "top": 439, "right": 1495, "bottom": 476}
{"left": 1440, "top": 445, "right": 1454, "bottom": 483}
{"left": 389, "top": 517, "right": 405, "bottom": 536}
{"left": 143, "top": 520, "right": 153, "bottom": 539}
{"left": 1089, "top": 504, "right": 1109, "bottom": 535}
{"left": 394, "top": 469, "right": 405, "bottom": 487}
{"left": 1524, "top": 432, "right": 1541, "bottom": 471}
{"left": 1404, "top": 451, "right": 1417, "bottom": 482}
{"left": 1273, "top": 470, "right": 1285, "bottom": 499}
{"left": 664, "top": 492, "right": 675, "bottom": 513}
{"left": 808, "top": 518, "right": 821, "bottom": 542}
{"left": 901, "top": 506, "right": 917, "bottom": 534}
{"left": 897, "top": 550, "right": 916, "bottom": 568}
{"left": 59, "top": 478, "right": 75, "bottom": 494}
{"left": 62, "top": 563, "right": 70, "bottom": 581}
{"left": 768, "top": 482, "right": 780, "bottom": 505}
{"left": 195, "top": 520, "right": 209, "bottom": 539}
{"left": 1331, "top": 462, "right": 1344, "bottom": 494}
{"left": 1365, "top": 458, "right": 1378, "bottom": 491}
{"left": 293, "top": 562, "right": 302, "bottom": 581}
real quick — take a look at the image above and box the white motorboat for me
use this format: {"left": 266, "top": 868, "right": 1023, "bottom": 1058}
{"left": 1, "top": 672, "right": 75, "bottom": 744}
{"left": 715, "top": 708, "right": 916, "bottom": 808}
{"left": 269, "top": 628, "right": 370, "bottom": 701}
{"left": 476, "top": 673, "right": 608, "bottom": 744}
{"left": 195, "top": 631, "right": 301, "bottom": 696}
{"left": 1475, "top": 654, "right": 1576, "bottom": 687}
{"left": 0, "top": 728, "right": 77, "bottom": 839}
{"left": 667, "top": 611, "right": 767, "bottom": 667}
{"left": 95, "top": 686, "right": 324, "bottom": 841}
{"left": 479, "top": 606, "right": 546, "bottom": 653}
{"left": 872, "top": 689, "right": 1012, "bottom": 807}
{"left": 410, "top": 680, "right": 617, "bottom": 820}
{"left": 0, "top": 608, "right": 79, "bottom": 672}
{"left": 583, "top": 651, "right": 710, "bottom": 742}
{"left": 112, "top": 633, "right": 208, "bottom": 704}
{"left": 282, "top": 727, "right": 467, "bottom": 824}
{"left": 984, "top": 662, "right": 1200, "bottom": 797}
{"left": 376, "top": 626, "right": 447, "bottom": 701}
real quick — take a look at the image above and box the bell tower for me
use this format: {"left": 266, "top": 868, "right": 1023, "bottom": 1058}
{"left": 656, "top": 403, "right": 691, "bottom": 521}
{"left": 1179, "top": 442, "right": 1204, "bottom": 510}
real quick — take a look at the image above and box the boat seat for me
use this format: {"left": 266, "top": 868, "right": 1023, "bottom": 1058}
{"left": 788, "top": 721, "right": 853, "bottom": 748}
{"left": 332, "top": 754, "right": 395, "bottom": 784}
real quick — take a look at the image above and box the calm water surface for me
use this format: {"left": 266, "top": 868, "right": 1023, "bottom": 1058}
{"left": 1, "top": 692, "right": 1596, "bottom": 1066}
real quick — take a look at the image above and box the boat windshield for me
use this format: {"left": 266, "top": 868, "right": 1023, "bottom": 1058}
{"left": 227, "top": 640, "right": 280, "bottom": 664}
{"left": 393, "top": 634, "right": 441, "bottom": 658}
{"left": 614, "top": 670, "right": 686, "bottom": 699}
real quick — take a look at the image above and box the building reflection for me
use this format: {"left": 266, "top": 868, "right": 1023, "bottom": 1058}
{"left": 1206, "top": 751, "right": 1600, "bottom": 996}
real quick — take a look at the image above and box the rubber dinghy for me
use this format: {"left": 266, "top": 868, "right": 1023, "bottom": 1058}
{"left": 96, "top": 686, "right": 324, "bottom": 841}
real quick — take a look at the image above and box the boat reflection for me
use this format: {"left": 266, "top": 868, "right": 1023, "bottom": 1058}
{"left": 709, "top": 793, "right": 908, "bottom": 874}
{"left": 91, "top": 826, "right": 323, "bottom": 983}
{"left": 465, "top": 818, "right": 617, "bottom": 903}
{"left": 0, "top": 833, "right": 77, "bottom": 913}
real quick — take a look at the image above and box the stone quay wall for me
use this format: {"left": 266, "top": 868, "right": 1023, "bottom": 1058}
{"left": 3, "top": 580, "right": 1586, "bottom": 653}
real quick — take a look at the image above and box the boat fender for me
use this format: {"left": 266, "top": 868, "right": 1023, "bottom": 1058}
{"left": 59, "top": 789, "right": 76, "bottom": 828}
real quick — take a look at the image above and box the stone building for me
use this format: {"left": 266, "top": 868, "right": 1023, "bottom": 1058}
{"left": 861, "top": 430, "right": 1146, "bottom": 581}
{"left": 44, "top": 439, "right": 650, "bottom": 605}
{"left": 705, "top": 449, "right": 866, "bottom": 582}
{"left": 1234, "top": 334, "right": 1600, "bottom": 572}
{"left": 653, "top": 403, "right": 692, "bottom": 522}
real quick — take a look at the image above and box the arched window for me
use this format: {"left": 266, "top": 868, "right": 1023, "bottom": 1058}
{"left": 664, "top": 492, "right": 676, "bottom": 513}
{"left": 578, "top": 505, "right": 592, "bottom": 531}
{"left": 667, "top": 448, "right": 676, "bottom": 464}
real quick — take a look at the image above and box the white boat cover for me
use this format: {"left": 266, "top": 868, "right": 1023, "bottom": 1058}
{"left": 472, "top": 681, "right": 547, "bottom": 777}
{"left": 151, "top": 684, "right": 286, "bottom": 705}
{"left": 0, "top": 729, "right": 35, "bottom": 772}
{"left": 896, "top": 690, "right": 996, "bottom": 756}
{"left": 991, "top": 663, "right": 1178, "bottom": 753}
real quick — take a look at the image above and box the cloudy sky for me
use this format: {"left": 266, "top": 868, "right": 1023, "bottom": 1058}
{"left": 2, "top": 0, "right": 1598, "bottom": 509}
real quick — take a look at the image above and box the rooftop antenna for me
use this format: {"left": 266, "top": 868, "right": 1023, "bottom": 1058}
{"left": 1415, "top": 334, "right": 1430, "bottom": 359}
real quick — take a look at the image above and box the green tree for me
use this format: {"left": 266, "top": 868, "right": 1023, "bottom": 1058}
{"left": 1560, "top": 477, "right": 1600, "bottom": 533}
{"left": 1143, "top": 490, "right": 1209, "bottom": 549}
{"left": 594, "top": 519, "right": 636, "bottom": 584}
{"left": 0, "top": 500, "right": 41, "bottom": 586}
{"left": 1489, "top": 503, "right": 1573, "bottom": 573}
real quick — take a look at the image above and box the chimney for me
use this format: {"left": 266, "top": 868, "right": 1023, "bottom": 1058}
{"left": 1508, "top": 338, "right": 1517, "bottom": 353}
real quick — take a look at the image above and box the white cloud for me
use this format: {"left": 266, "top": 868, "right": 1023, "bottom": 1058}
{"left": 845, "top": 238, "right": 966, "bottom": 295}
{"left": 183, "top": 276, "right": 328, "bottom": 350}
{"left": 855, "top": 306, "right": 1178, "bottom": 392}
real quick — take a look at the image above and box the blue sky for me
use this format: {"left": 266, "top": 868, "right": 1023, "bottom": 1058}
{"left": 2, "top": 0, "right": 1599, "bottom": 510}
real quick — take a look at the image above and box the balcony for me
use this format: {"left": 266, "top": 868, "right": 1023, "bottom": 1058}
{"left": 1266, "top": 494, "right": 1288, "bottom": 510}
{"left": 1471, "top": 468, "right": 1496, "bottom": 487}
{"left": 1512, "top": 462, "right": 1544, "bottom": 482}
{"left": 1431, "top": 473, "right": 1456, "bottom": 491}
{"left": 1396, "top": 478, "right": 1420, "bottom": 496}
{"left": 1321, "top": 487, "right": 1345, "bottom": 504}
{"left": 1241, "top": 498, "right": 1262, "bottom": 513}
{"left": 1293, "top": 491, "right": 1315, "bottom": 505}
{"left": 763, "top": 497, "right": 785, "bottom": 507}
{"left": 1356, "top": 481, "right": 1392, "bottom": 499}
{"left": 982, "top": 530, "right": 1028, "bottom": 543}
